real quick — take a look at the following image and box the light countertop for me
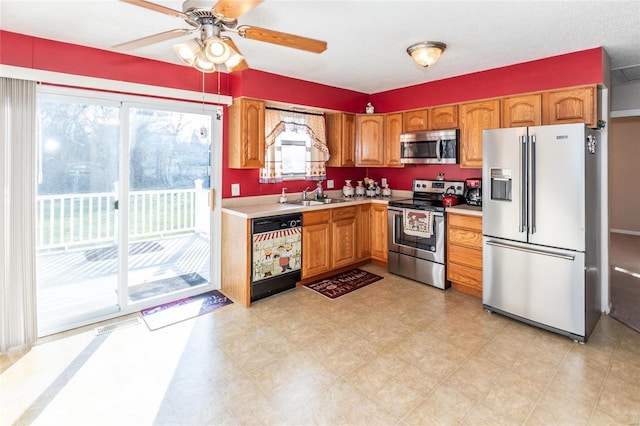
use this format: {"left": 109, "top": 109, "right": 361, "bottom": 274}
{"left": 446, "top": 204, "right": 483, "bottom": 217}
{"left": 221, "top": 190, "right": 412, "bottom": 219}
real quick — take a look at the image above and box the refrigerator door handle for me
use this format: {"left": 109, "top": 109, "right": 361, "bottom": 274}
{"left": 486, "top": 240, "right": 576, "bottom": 261}
{"left": 530, "top": 134, "right": 537, "bottom": 234}
{"left": 520, "top": 135, "right": 528, "bottom": 233}
{"left": 436, "top": 137, "right": 442, "bottom": 162}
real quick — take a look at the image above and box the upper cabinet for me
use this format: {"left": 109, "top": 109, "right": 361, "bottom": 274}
{"left": 228, "top": 98, "right": 265, "bottom": 169}
{"left": 428, "top": 105, "right": 459, "bottom": 130}
{"left": 384, "top": 113, "right": 403, "bottom": 167}
{"left": 355, "top": 114, "right": 385, "bottom": 166}
{"left": 501, "top": 94, "right": 542, "bottom": 128}
{"left": 459, "top": 99, "right": 500, "bottom": 169}
{"left": 403, "top": 109, "right": 428, "bottom": 132}
{"left": 326, "top": 113, "right": 356, "bottom": 167}
{"left": 542, "top": 85, "right": 596, "bottom": 128}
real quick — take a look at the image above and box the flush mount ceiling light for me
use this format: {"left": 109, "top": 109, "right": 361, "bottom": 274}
{"left": 407, "top": 41, "right": 447, "bottom": 68}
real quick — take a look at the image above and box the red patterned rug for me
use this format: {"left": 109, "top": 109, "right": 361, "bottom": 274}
{"left": 304, "top": 269, "right": 383, "bottom": 299}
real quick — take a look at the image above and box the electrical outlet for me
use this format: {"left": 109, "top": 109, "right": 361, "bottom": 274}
{"left": 381, "top": 178, "right": 388, "bottom": 187}
{"left": 231, "top": 183, "right": 240, "bottom": 196}
{"left": 327, "top": 180, "right": 334, "bottom": 189}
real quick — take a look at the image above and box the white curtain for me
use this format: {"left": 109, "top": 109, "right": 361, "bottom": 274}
{"left": 0, "top": 78, "right": 37, "bottom": 353}
{"left": 260, "top": 109, "right": 329, "bottom": 183}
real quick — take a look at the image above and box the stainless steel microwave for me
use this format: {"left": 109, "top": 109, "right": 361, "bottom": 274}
{"left": 400, "top": 129, "right": 459, "bottom": 164}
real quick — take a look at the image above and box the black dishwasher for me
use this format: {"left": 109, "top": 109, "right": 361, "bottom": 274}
{"left": 251, "top": 213, "right": 302, "bottom": 302}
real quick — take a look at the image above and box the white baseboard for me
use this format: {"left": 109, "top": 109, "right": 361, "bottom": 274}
{"left": 610, "top": 229, "right": 640, "bottom": 236}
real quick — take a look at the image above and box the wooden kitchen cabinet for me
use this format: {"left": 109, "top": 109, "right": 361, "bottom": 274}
{"left": 221, "top": 212, "right": 252, "bottom": 307}
{"left": 542, "top": 85, "right": 597, "bottom": 128}
{"left": 228, "top": 98, "right": 265, "bottom": 169}
{"left": 355, "top": 114, "right": 385, "bottom": 166}
{"left": 459, "top": 99, "right": 500, "bottom": 168}
{"left": 403, "top": 109, "right": 428, "bottom": 132}
{"left": 384, "top": 112, "right": 403, "bottom": 167}
{"left": 356, "top": 203, "right": 371, "bottom": 260}
{"left": 447, "top": 212, "right": 483, "bottom": 298}
{"left": 370, "top": 203, "right": 388, "bottom": 264}
{"left": 428, "top": 105, "right": 459, "bottom": 129}
{"left": 331, "top": 207, "right": 357, "bottom": 268}
{"left": 302, "top": 210, "right": 332, "bottom": 278}
{"left": 501, "top": 94, "right": 542, "bottom": 128}
{"left": 326, "top": 113, "right": 356, "bottom": 167}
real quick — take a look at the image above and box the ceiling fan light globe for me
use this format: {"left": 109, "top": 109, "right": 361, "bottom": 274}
{"left": 225, "top": 52, "right": 245, "bottom": 70}
{"left": 173, "top": 39, "right": 201, "bottom": 65}
{"left": 204, "top": 38, "right": 231, "bottom": 64}
{"left": 193, "top": 52, "right": 217, "bottom": 73}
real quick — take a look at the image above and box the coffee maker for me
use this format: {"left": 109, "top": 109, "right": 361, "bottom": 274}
{"left": 464, "top": 178, "right": 482, "bottom": 206}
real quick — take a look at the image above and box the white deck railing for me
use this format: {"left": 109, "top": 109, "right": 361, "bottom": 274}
{"left": 37, "top": 189, "right": 198, "bottom": 250}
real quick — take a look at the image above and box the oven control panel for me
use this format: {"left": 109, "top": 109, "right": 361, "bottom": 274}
{"left": 412, "top": 179, "right": 465, "bottom": 196}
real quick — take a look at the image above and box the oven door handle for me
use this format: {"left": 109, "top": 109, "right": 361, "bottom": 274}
{"left": 388, "top": 207, "right": 444, "bottom": 217}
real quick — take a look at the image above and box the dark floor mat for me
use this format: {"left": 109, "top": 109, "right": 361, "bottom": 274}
{"left": 84, "top": 241, "right": 164, "bottom": 261}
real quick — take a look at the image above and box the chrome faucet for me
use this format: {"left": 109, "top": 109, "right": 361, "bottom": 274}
{"left": 302, "top": 187, "right": 318, "bottom": 200}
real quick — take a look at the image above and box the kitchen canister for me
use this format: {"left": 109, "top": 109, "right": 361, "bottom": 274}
{"left": 342, "top": 180, "right": 354, "bottom": 197}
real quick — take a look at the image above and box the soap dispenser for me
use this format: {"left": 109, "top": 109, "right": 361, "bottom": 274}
{"left": 315, "top": 181, "right": 325, "bottom": 199}
{"left": 279, "top": 188, "right": 288, "bottom": 204}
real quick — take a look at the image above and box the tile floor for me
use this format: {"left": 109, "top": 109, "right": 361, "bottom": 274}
{"left": 2, "top": 264, "right": 640, "bottom": 425}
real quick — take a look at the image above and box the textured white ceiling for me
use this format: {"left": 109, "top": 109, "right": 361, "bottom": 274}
{"left": 1, "top": 0, "right": 639, "bottom": 93}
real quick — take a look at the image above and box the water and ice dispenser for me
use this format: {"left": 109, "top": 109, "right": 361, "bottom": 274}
{"left": 490, "top": 168, "right": 512, "bottom": 202}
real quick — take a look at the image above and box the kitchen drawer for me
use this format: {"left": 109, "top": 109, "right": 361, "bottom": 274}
{"left": 448, "top": 244, "right": 482, "bottom": 269}
{"left": 448, "top": 227, "right": 482, "bottom": 249}
{"left": 447, "top": 263, "right": 482, "bottom": 290}
{"left": 448, "top": 213, "right": 482, "bottom": 231}
{"left": 332, "top": 206, "right": 357, "bottom": 221}
{"left": 303, "top": 209, "right": 331, "bottom": 225}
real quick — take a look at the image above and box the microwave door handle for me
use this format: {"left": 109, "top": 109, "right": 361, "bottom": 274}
{"left": 436, "top": 138, "right": 442, "bottom": 162}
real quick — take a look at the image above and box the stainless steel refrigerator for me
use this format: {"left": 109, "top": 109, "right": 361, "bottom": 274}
{"left": 482, "top": 123, "right": 601, "bottom": 342}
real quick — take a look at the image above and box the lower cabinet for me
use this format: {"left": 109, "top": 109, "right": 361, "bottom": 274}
{"left": 447, "top": 212, "right": 483, "bottom": 297}
{"left": 302, "top": 203, "right": 386, "bottom": 280}
{"left": 356, "top": 204, "right": 371, "bottom": 260}
{"left": 302, "top": 210, "right": 332, "bottom": 278}
{"left": 332, "top": 207, "right": 357, "bottom": 268}
{"left": 371, "top": 203, "right": 388, "bottom": 264}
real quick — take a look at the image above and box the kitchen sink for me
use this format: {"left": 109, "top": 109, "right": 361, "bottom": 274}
{"left": 284, "top": 198, "right": 346, "bottom": 206}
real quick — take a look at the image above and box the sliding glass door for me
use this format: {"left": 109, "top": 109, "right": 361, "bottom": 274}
{"left": 36, "top": 88, "right": 216, "bottom": 336}
{"left": 125, "top": 106, "right": 212, "bottom": 304}
{"left": 36, "top": 94, "right": 122, "bottom": 334}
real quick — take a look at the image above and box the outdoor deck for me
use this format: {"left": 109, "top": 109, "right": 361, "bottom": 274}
{"left": 37, "top": 232, "right": 211, "bottom": 333}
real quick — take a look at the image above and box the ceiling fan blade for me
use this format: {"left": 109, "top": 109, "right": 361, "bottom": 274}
{"left": 238, "top": 26, "right": 327, "bottom": 53}
{"left": 112, "top": 28, "right": 193, "bottom": 50}
{"left": 119, "top": 0, "right": 191, "bottom": 20}
{"left": 222, "top": 38, "right": 249, "bottom": 71}
{"left": 213, "top": 0, "right": 264, "bottom": 19}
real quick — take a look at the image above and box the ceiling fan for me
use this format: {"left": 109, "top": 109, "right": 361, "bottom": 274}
{"left": 113, "top": 0, "right": 327, "bottom": 73}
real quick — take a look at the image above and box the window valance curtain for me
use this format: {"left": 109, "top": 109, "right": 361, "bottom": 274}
{"left": 259, "top": 108, "right": 329, "bottom": 183}
{"left": 1, "top": 78, "right": 37, "bottom": 353}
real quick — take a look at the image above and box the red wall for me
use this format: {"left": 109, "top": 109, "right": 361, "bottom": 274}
{"left": 370, "top": 48, "right": 604, "bottom": 112}
{"left": 0, "top": 31, "right": 231, "bottom": 96}
{"left": 0, "top": 31, "right": 604, "bottom": 198}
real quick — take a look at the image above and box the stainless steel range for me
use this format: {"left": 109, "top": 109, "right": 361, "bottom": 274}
{"left": 387, "top": 179, "right": 465, "bottom": 289}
